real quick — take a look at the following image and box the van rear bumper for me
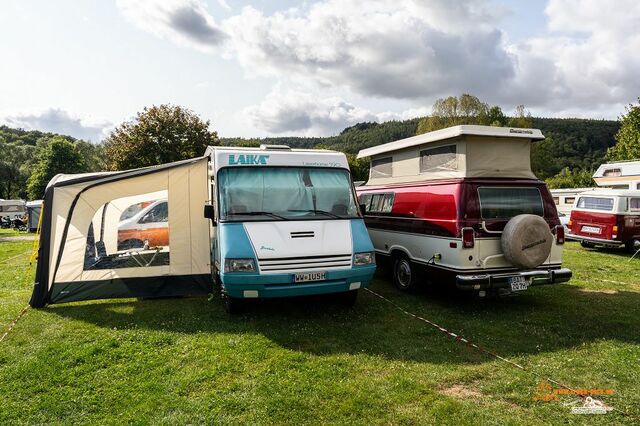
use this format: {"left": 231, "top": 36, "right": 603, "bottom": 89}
{"left": 456, "top": 268, "right": 572, "bottom": 291}
{"left": 566, "top": 234, "right": 624, "bottom": 247}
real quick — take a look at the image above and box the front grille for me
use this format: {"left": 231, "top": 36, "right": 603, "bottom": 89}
{"left": 258, "top": 254, "right": 352, "bottom": 273}
{"left": 290, "top": 231, "right": 315, "bottom": 239}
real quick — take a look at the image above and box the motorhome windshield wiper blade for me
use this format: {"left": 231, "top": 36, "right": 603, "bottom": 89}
{"left": 232, "top": 211, "right": 286, "bottom": 220}
{"left": 288, "top": 209, "right": 342, "bottom": 218}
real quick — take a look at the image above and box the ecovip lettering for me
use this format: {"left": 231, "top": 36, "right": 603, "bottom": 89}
{"left": 228, "top": 154, "right": 270, "bottom": 165}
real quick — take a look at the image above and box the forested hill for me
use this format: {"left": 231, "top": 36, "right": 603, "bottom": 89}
{"left": 1, "top": 116, "right": 620, "bottom": 199}
{"left": 221, "top": 119, "right": 421, "bottom": 154}
{"left": 529, "top": 118, "right": 619, "bottom": 179}
{"left": 221, "top": 117, "right": 620, "bottom": 179}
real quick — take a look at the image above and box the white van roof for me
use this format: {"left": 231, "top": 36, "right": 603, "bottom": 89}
{"left": 357, "top": 125, "right": 544, "bottom": 159}
{"left": 593, "top": 160, "right": 640, "bottom": 178}
{"left": 206, "top": 145, "right": 349, "bottom": 172}
{"left": 577, "top": 188, "right": 640, "bottom": 197}
{"left": 0, "top": 199, "right": 25, "bottom": 206}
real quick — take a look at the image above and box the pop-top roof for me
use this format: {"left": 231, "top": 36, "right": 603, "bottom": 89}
{"left": 357, "top": 125, "right": 544, "bottom": 159}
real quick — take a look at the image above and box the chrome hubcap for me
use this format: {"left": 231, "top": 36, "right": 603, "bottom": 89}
{"left": 397, "top": 260, "right": 411, "bottom": 287}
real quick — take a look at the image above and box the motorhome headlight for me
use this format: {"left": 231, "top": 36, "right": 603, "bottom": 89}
{"left": 224, "top": 258, "right": 256, "bottom": 273}
{"left": 354, "top": 251, "right": 375, "bottom": 266}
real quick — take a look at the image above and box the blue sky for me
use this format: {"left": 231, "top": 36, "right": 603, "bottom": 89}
{"left": 1, "top": 0, "right": 638, "bottom": 141}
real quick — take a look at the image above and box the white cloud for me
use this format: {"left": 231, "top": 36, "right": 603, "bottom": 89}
{"left": 223, "top": 0, "right": 514, "bottom": 100}
{"left": 114, "top": 0, "right": 640, "bottom": 128}
{"left": 0, "top": 108, "right": 113, "bottom": 142}
{"left": 116, "top": 0, "right": 227, "bottom": 51}
{"left": 216, "top": 0, "right": 231, "bottom": 11}
{"left": 243, "top": 87, "right": 427, "bottom": 136}
{"left": 500, "top": 0, "right": 640, "bottom": 113}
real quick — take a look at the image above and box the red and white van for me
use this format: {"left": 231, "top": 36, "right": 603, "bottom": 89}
{"left": 567, "top": 189, "right": 640, "bottom": 252}
{"left": 356, "top": 125, "right": 571, "bottom": 296}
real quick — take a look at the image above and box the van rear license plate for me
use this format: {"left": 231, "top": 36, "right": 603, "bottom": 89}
{"left": 508, "top": 276, "right": 529, "bottom": 291}
{"left": 581, "top": 225, "right": 601, "bottom": 234}
{"left": 294, "top": 272, "right": 326, "bottom": 283}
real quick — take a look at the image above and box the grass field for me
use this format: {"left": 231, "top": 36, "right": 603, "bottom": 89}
{"left": 1, "top": 229, "right": 639, "bottom": 424}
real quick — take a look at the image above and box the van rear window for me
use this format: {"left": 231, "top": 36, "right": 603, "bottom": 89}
{"left": 478, "top": 187, "right": 543, "bottom": 219}
{"left": 576, "top": 197, "right": 614, "bottom": 211}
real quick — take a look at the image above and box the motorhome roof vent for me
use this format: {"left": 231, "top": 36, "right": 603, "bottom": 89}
{"left": 260, "top": 144, "right": 291, "bottom": 151}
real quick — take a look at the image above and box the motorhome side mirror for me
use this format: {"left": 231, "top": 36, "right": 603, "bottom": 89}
{"left": 359, "top": 204, "right": 367, "bottom": 215}
{"left": 203, "top": 204, "right": 216, "bottom": 224}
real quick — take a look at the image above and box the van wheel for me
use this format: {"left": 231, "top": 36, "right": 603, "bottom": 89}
{"left": 222, "top": 293, "right": 244, "bottom": 314}
{"left": 625, "top": 239, "right": 640, "bottom": 254}
{"left": 338, "top": 290, "right": 358, "bottom": 306}
{"left": 393, "top": 255, "right": 418, "bottom": 291}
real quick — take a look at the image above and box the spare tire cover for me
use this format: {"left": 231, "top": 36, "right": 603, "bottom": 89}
{"left": 501, "top": 214, "right": 553, "bottom": 269}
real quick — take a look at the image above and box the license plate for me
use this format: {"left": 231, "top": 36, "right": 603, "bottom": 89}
{"left": 581, "top": 225, "right": 601, "bottom": 234}
{"left": 508, "top": 276, "right": 529, "bottom": 292}
{"left": 294, "top": 272, "right": 326, "bottom": 283}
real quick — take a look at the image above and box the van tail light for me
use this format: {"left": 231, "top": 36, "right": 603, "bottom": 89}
{"left": 462, "top": 227, "right": 475, "bottom": 248}
{"left": 555, "top": 225, "right": 565, "bottom": 245}
{"left": 612, "top": 225, "right": 618, "bottom": 239}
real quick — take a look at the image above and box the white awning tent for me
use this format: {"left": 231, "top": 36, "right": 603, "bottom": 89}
{"left": 30, "top": 156, "right": 212, "bottom": 307}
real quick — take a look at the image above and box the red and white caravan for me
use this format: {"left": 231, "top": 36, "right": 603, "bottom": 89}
{"left": 356, "top": 125, "right": 571, "bottom": 296}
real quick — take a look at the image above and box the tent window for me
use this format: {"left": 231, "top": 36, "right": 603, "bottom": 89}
{"left": 84, "top": 191, "right": 170, "bottom": 270}
{"left": 603, "top": 168, "right": 621, "bottom": 177}
{"left": 370, "top": 157, "right": 392, "bottom": 178}
{"left": 420, "top": 145, "right": 457, "bottom": 173}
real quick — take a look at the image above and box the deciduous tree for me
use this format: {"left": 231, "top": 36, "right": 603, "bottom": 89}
{"left": 545, "top": 167, "right": 595, "bottom": 189}
{"left": 607, "top": 98, "right": 640, "bottom": 161}
{"left": 26, "top": 138, "right": 86, "bottom": 199}
{"left": 104, "top": 104, "right": 219, "bottom": 170}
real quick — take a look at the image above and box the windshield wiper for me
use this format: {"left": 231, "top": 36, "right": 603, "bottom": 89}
{"left": 231, "top": 211, "right": 286, "bottom": 220}
{"left": 288, "top": 209, "right": 342, "bottom": 218}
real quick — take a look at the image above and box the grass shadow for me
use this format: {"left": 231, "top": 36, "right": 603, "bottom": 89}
{"left": 46, "top": 275, "right": 640, "bottom": 365}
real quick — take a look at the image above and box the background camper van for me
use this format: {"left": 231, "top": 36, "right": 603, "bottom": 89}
{"left": 567, "top": 189, "right": 640, "bottom": 252}
{"left": 355, "top": 125, "right": 571, "bottom": 297}
{"left": 204, "top": 145, "right": 376, "bottom": 313}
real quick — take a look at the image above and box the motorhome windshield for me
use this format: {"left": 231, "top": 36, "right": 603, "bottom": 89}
{"left": 218, "top": 167, "right": 360, "bottom": 221}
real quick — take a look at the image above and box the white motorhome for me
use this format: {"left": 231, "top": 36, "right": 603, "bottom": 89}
{"left": 204, "top": 145, "right": 376, "bottom": 312}
{"left": 0, "top": 199, "right": 26, "bottom": 221}
{"left": 593, "top": 160, "right": 640, "bottom": 190}
{"left": 29, "top": 150, "right": 375, "bottom": 312}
